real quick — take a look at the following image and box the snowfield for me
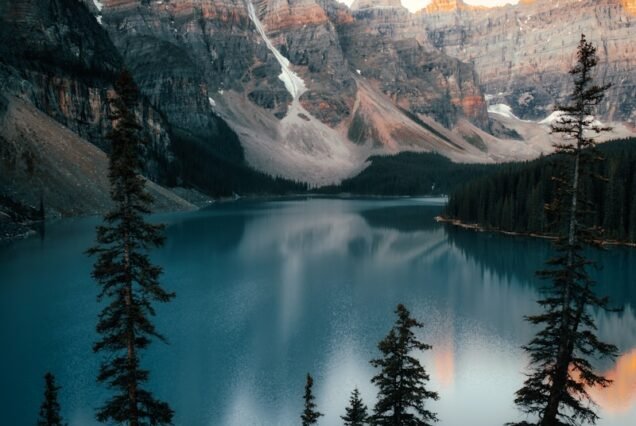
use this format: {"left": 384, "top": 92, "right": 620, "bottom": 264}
{"left": 487, "top": 104, "right": 520, "bottom": 120}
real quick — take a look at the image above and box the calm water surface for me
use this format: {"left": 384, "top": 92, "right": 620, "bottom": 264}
{"left": 1, "top": 198, "right": 635, "bottom": 425}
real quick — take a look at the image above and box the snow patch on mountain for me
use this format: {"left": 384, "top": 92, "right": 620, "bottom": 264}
{"left": 539, "top": 111, "right": 566, "bottom": 125}
{"left": 488, "top": 104, "right": 519, "bottom": 120}
{"left": 539, "top": 111, "right": 606, "bottom": 129}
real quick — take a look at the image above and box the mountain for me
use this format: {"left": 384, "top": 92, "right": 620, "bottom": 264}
{"left": 1, "top": 0, "right": 635, "bottom": 203}
{"left": 418, "top": 0, "right": 636, "bottom": 124}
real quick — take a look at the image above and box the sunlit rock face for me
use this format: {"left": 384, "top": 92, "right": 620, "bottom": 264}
{"left": 425, "top": 0, "right": 484, "bottom": 13}
{"left": 418, "top": 0, "right": 636, "bottom": 124}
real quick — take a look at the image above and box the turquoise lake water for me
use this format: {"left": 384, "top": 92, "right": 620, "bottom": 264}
{"left": 1, "top": 197, "right": 635, "bottom": 425}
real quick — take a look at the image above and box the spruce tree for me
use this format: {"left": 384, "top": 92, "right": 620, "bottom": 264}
{"left": 301, "top": 374, "right": 323, "bottom": 425}
{"left": 88, "top": 71, "right": 175, "bottom": 425}
{"left": 341, "top": 388, "right": 369, "bottom": 426}
{"left": 370, "top": 304, "right": 438, "bottom": 425}
{"left": 37, "top": 372, "right": 65, "bottom": 426}
{"left": 510, "top": 35, "right": 617, "bottom": 426}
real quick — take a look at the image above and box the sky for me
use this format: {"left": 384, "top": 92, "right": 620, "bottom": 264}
{"left": 339, "top": 0, "right": 519, "bottom": 13}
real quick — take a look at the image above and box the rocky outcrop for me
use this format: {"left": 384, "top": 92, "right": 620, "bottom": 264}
{"left": 252, "top": 0, "right": 357, "bottom": 126}
{"left": 418, "top": 0, "right": 636, "bottom": 124}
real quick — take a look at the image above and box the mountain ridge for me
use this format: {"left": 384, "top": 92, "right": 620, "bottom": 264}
{"left": 1, "top": 0, "right": 635, "bottom": 197}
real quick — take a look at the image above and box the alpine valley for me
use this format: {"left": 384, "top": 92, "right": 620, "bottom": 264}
{"left": 1, "top": 0, "right": 636, "bottom": 222}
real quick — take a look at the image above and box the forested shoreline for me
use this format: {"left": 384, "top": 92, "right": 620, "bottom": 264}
{"left": 444, "top": 138, "right": 636, "bottom": 243}
{"left": 319, "top": 152, "right": 495, "bottom": 196}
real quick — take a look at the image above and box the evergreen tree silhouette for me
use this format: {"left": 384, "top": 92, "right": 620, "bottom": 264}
{"left": 37, "top": 372, "right": 65, "bottom": 426}
{"left": 510, "top": 34, "right": 618, "bottom": 426}
{"left": 341, "top": 388, "right": 369, "bottom": 426}
{"left": 88, "top": 71, "right": 175, "bottom": 425}
{"left": 301, "top": 374, "right": 323, "bottom": 425}
{"left": 371, "top": 304, "right": 438, "bottom": 425}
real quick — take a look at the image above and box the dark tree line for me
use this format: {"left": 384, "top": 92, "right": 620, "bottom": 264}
{"left": 168, "top": 128, "right": 309, "bottom": 198}
{"left": 445, "top": 137, "right": 636, "bottom": 243}
{"left": 320, "top": 152, "right": 495, "bottom": 196}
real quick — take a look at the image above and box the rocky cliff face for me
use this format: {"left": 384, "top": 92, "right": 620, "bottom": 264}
{"left": 0, "top": 0, "right": 198, "bottom": 238}
{"left": 0, "top": 0, "right": 177, "bottom": 181}
{"left": 418, "top": 0, "right": 636, "bottom": 124}
{"left": 341, "top": 0, "right": 489, "bottom": 129}
{"left": 252, "top": 0, "right": 357, "bottom": 126}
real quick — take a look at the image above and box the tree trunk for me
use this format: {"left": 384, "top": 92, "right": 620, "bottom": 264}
{"left": 124, "top": 219, "right": 138, "bottom": 426}
{"left": 541, "top": 119, "right": 583, "bottom": 426}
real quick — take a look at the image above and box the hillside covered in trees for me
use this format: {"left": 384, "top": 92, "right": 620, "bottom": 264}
{"left": 320, "top": 152, "right": 494, "bottom": 196}
{"left": 444, "top": 138, "right": 636, "bottom": 243}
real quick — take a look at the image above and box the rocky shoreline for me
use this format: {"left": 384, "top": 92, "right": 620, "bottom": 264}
{"left": 435, "top": 216, "right": 636, "bottom": 248}
{"left": 0, "top": 214, "right": 38, "bottom": 243}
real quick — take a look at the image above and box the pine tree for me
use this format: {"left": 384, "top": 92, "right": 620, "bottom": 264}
{"left": 87, "top": 71, "right": 175, "bottom": 425}
{"left": 37, "top": 372, "right": 65, "bottom": 426}
{"left": 301, "top": 374, "right": 323, "bottom": 425}
{"left": 510, "top": 35, "right": 618, "bottom": 426}
{"left": 341, "top": 388, "right": 369, "bottom": 426}
{"left": 370, "top": 304, "right": 439, "bottom": 426}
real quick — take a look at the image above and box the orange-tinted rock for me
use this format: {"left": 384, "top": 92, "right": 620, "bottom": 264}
{"left": 425, "top": 0, "right": 486, "bottom": 13}
{"left": 454, "top": 96, "right": 488, "bottom": 124}
{"left": 257, "top": 0, "right": 330, "bottom": 32}
{"left": 622, "top": 0, "right": 636, "bottom": 14}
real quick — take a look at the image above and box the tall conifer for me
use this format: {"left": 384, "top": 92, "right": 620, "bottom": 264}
{"left": 88, "top": 71, "right": 175, "bottom": 425}
{"left": 37, "top": 372, "right": 65, "bottom": 426}
{"left": 370, "top": 304, "right": 438, "bottom": 425}
{"left": 510, "top": 35, "right": 617, "bottom": 426}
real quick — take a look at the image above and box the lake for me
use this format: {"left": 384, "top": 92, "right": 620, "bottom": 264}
{"left": 1, "top": 197, "right": 635, "bottom": 425}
